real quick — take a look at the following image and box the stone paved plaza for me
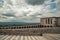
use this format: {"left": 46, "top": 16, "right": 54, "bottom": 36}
{"left": 0, "top": 34, "right": 60, "bottom": 40}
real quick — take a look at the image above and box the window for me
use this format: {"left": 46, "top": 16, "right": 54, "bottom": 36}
{"left": 51, "top": 18, "right": 52, "bottom": 24}
{"left": 46, "top": 19, "right": 47, "bottom": 24}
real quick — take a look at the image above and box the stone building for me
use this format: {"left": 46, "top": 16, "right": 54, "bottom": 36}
{"left": 40, "top": 17, "right": 60, "bottom": 27}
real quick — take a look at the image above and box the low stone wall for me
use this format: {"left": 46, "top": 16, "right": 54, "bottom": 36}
{"left": 0, "top": 27, "right": 60, "bottom": 35}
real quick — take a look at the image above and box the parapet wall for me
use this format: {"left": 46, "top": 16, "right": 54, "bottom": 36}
{"left": 0, "top": 27, "right": 60, "bottom": 35}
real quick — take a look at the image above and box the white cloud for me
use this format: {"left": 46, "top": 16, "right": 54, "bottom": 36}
{"left": 0, "top": 0, "right": 60, "bottom": 22}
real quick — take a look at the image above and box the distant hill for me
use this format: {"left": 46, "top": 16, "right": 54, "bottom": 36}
{"left": 0, "top": 22, "right": 40, "bottom": 27}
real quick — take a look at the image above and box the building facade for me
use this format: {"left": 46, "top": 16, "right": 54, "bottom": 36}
{"left": 40, "top": 17, "right": 60, "bottom": 27}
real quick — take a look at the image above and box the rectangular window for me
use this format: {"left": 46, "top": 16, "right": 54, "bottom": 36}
{"left": 51, "top": 18, "right": 52, "bottom": 24}
{"left": 48, "top": 18, "right": 50, "bottom": 24}
{"left": 46, "top": 19, "right": 47, "bottom": 24}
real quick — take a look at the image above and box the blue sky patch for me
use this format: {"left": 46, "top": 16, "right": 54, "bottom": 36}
{"left": 50, "top": 2, "right": 56, "bottom": 9}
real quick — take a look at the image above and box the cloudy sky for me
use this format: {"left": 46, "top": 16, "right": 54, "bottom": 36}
{"left": 0, "top": 0, "right": 60, "bottom": 22}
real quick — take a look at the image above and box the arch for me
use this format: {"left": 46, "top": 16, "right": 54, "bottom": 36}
{"left": 47, "top": 26, "right": 50, "bottom": 27}
{"left": 14, "top": 27, "right": 16, "bottom": 29}
{"left": 29, "top": 26, "right": 31, "bottom": 28}
{"left": 38, "top": 25, "right": 40, "bottom": 28}
{"left": 19, "top": 27, "right": 21, "bottom": 29}
{"left": 40, "top": 25, "right": 43, "bottom": 28}
{"left": 50, "top": 26, "right": 52, "bottom": 28}
{"left": 24, "top": 26, "right": 26, "bottom": 28}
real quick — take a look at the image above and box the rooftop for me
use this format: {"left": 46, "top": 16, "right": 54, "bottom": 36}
{"left": 40, "top": 17, "right": 60, "bottom": 19}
